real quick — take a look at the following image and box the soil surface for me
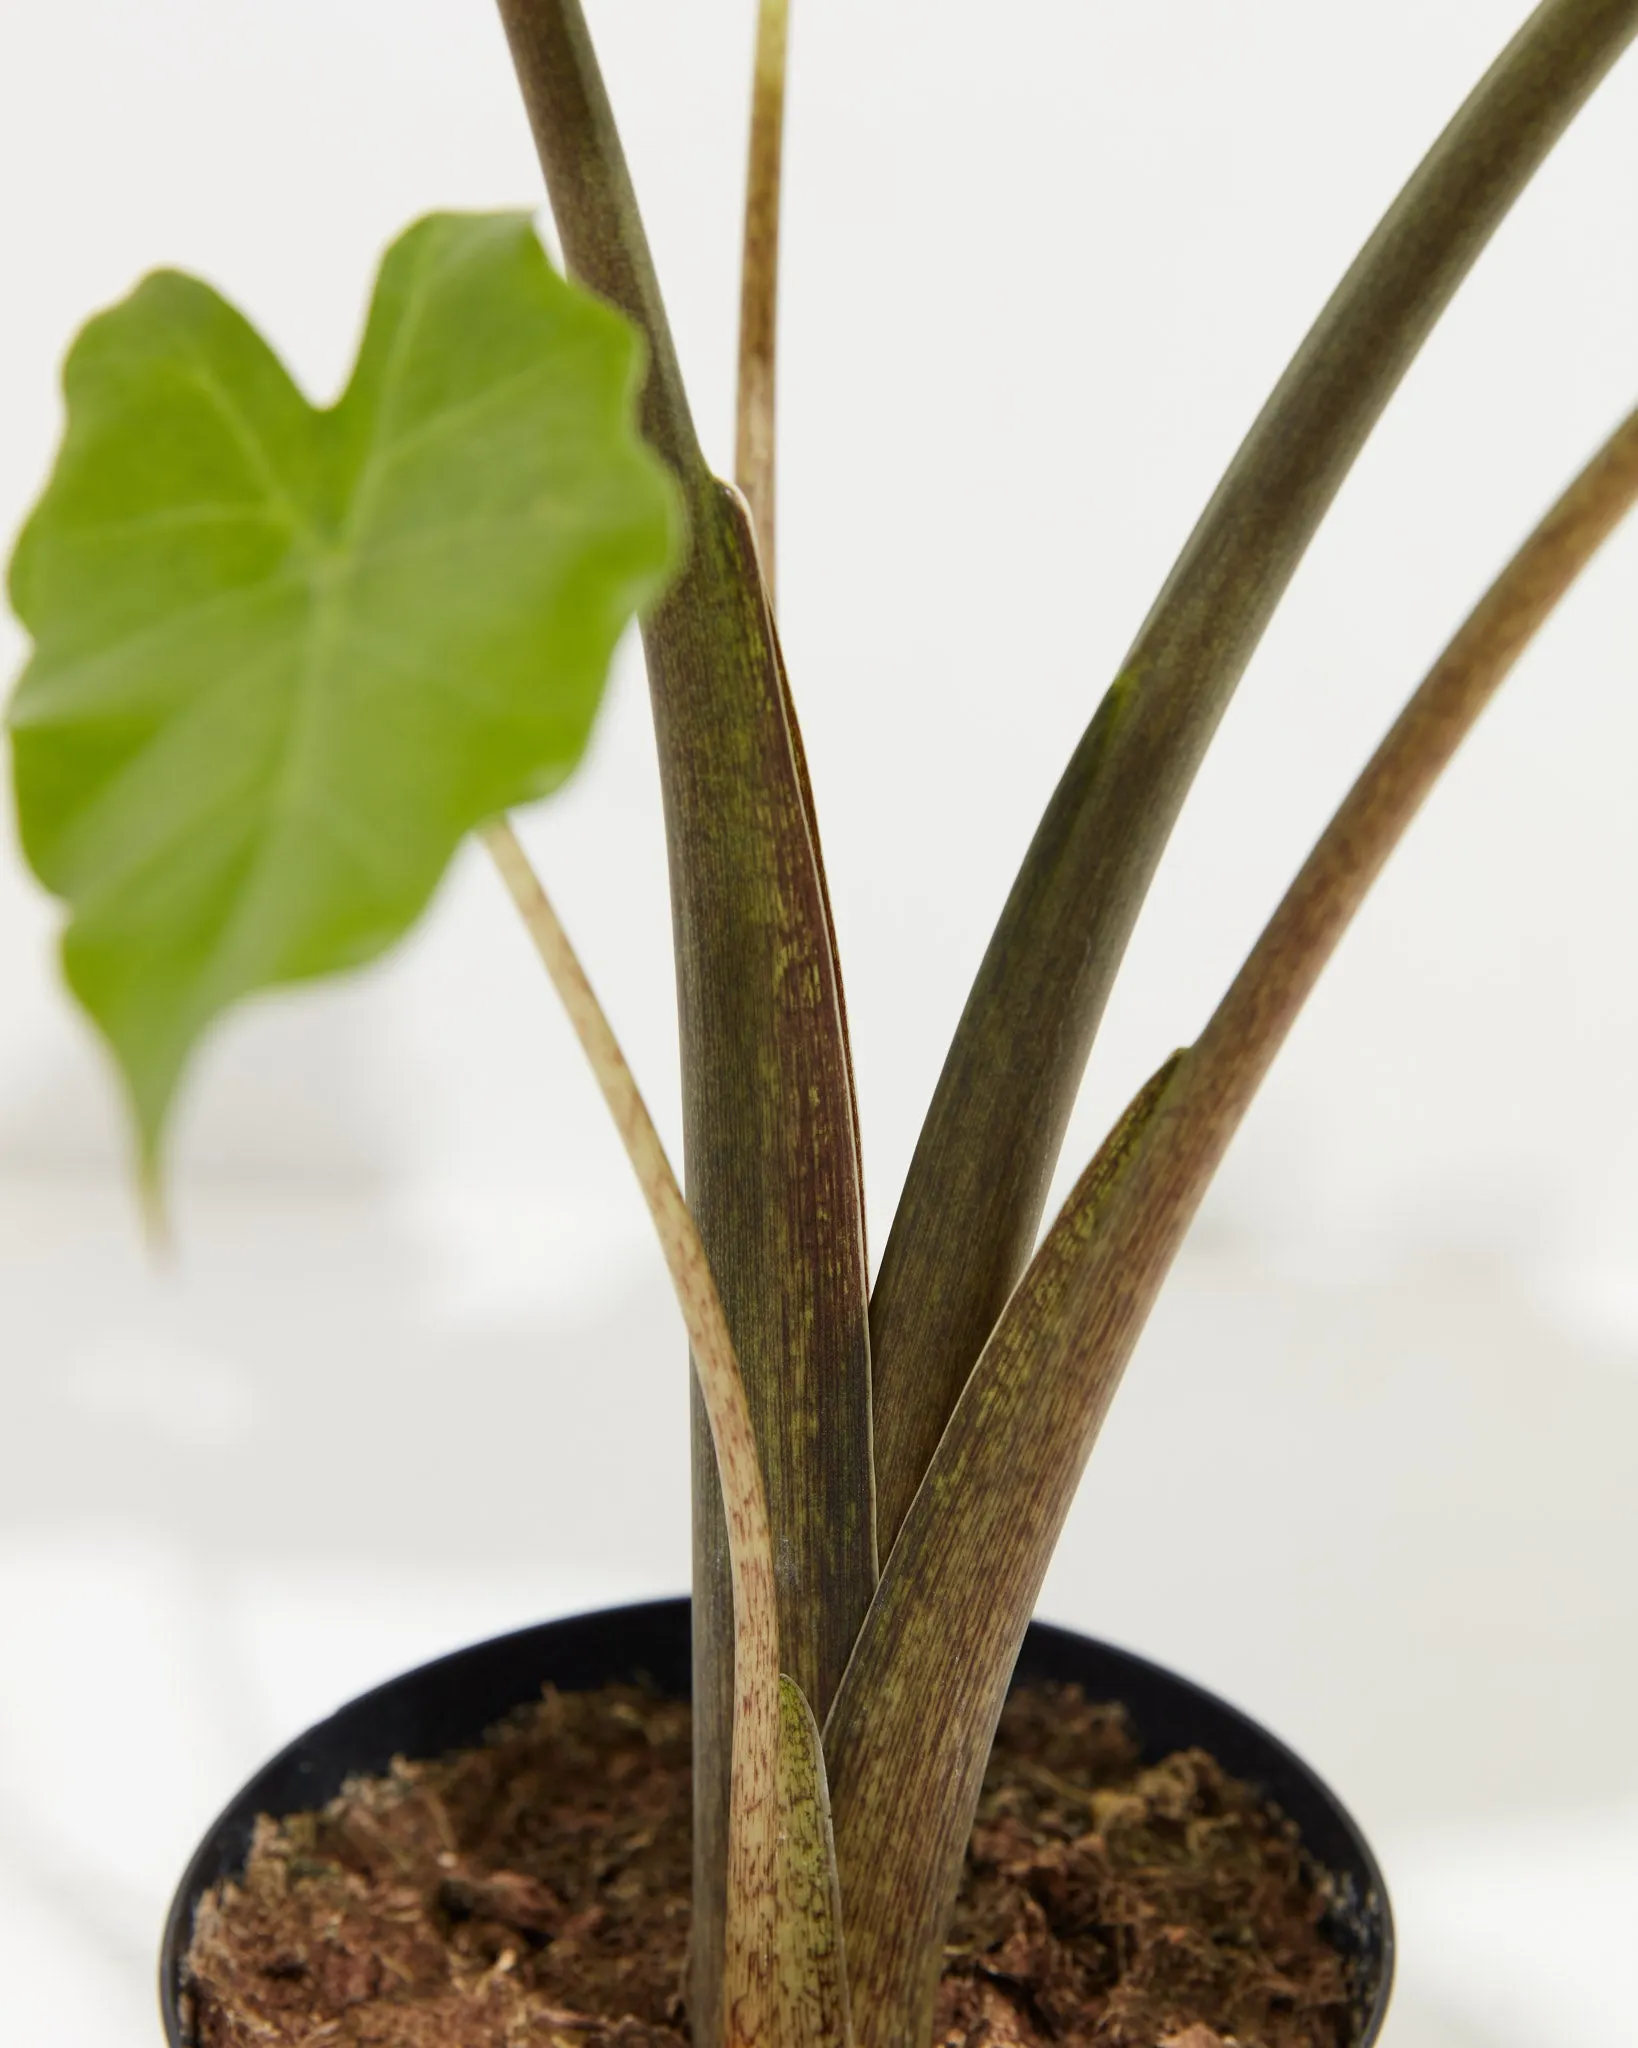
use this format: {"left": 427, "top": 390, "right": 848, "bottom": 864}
{"left": 184, "top": 1682, "right": 1355, "bottom": 2048}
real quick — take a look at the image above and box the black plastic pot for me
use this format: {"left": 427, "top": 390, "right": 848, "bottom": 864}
{"left": 161, "top": 1596, "right": 1393, "bottom": 2045}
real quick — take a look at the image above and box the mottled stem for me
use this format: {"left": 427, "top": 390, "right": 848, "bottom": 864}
{"left": 868, "top": 0, "right": 1638, "bottom": 1556}
{"left": 482, "top": 821, "right": 781, "bottom": 2048}
{"left": 492, "top": 14, "right": 874, "bottom": 2041}
{"left": 827, "top": 400, "right": 1638, "bottom": 2048}
{"left": 1173, "top": 401, "right": 1638, "bottom": 1198}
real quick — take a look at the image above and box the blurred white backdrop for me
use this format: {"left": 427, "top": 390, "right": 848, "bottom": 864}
{"left": 2, "top": 3, "right": 1636, "bottom": 2044}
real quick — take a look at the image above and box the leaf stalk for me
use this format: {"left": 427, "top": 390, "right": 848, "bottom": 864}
{"left": 493, "top": 0, "right": 706, "bottom": 487}
{"left": 493, "top": 13, "right": 875, "bottom": 2037}
{"left": 867, "top": 0, "right": 1638, "bottom": 1556}
{"left": 481, "top": 820, "right": 783, "bottom": 2046}
{"left": 1166, "top": 398, "right": 1638, "bottom": 1204}
{"left": 826, "top": 398, "right": 1638, "bottom": 2048}
{"left": 737, "top": 0, "right": 791, "bottom": 593}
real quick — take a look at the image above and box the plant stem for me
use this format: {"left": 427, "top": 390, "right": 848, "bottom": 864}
{"left": 479, "top": 827, "right": 734, "bottom": 1445}
{"left": 826, "top": 400, "right": 1638, "bottom": 2048}
{"left": 737, "top": 0, "right": 790, "bottom": 593}
{"left": 493, "top": 0, "right": 704, "bottom": 484}
{"left": 494, "top": 13, "right": 874, "bottom": 2037}
{"left": 1170, "top": 400, "right": 1638, "bottom": 1190}
{"left": 481, "top": 819, "right": 782, "bottom": 2048}
{"left": 867, "top": 0, "right": 1638, "bottom": 1558}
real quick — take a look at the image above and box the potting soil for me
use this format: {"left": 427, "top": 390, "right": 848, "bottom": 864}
{"left": 184, "top": 1681, "right": 1354, "bottom": 2048}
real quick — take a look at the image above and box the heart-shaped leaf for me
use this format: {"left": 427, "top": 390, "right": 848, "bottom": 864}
{"left": 8, "top": 211, "right": 679, "bottom": 1172}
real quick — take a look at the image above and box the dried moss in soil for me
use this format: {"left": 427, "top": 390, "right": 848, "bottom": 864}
{"left": 185, "top": 1682, "right": 1356, "bottom": 2048}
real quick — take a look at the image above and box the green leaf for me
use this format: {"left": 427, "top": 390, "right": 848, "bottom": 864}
{"left": 7, "top": 211, "right": 680, "bottom": 1171}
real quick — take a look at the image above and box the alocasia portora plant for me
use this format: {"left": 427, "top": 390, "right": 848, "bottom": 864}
{"left": 8, "top": 2, "right": 1638, "bottom": 2045}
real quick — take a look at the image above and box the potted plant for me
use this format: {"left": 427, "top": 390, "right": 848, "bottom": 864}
{"left": 7, "top": 1, "right": 1637, "bottom": 2044}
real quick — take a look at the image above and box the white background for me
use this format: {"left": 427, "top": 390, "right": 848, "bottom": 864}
{"left": 2, "top": 3, "right": 1637, "bottom": 2043}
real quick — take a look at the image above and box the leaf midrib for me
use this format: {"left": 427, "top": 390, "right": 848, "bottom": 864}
{"left": 210, "top": 225, "right": 458, "bottom": 988}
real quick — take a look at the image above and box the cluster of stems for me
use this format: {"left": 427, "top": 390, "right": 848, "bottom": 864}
{"left": 487, "top": 4, "right": 1638, "bottom": 2045}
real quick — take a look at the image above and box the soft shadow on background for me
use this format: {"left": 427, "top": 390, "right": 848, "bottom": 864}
{"left": 2, "top": 4, "right": 1636, "bottom": 2044}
